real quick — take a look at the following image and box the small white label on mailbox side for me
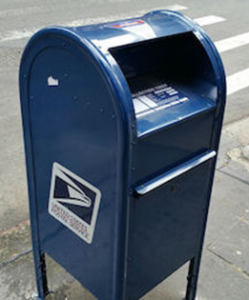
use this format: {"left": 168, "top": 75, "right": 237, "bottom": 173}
{"left": 48, "top": 163, "right": 101, "bottom": 244}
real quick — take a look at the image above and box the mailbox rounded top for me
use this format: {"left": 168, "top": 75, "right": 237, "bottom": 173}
{"left": 20, "top": 10, "right": 226, "bottom": 139}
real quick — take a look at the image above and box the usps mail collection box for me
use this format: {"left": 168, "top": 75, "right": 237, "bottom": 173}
{"left": 20, "top": 10, "right": 226, "bottom": 300}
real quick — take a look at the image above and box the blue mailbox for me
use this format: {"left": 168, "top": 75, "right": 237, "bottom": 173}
{"left": 20, "top": 10, "right": 226, "bottom": 300}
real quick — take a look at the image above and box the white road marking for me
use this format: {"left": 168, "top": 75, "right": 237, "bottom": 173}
{"left": 0, "top": 5, "right": 248, "bottom": 98}
{"left": 0, "top": 5, "right": 187, "bottom": 43}
{"left": 227, "top": 68, "right": 249, "bottom": 95}
{"left": 215, "top": 32, "right": 249, "bottom": 53}
{"left": 0, "top": 29, "right": 36, "bottom": 43}
{"left": 162, "top": 4, "right": 188, "bottom": 11}
{"left": 0, "top": 6, "right": 41, "bottom": 18}
{"left": 194, "top": 15, "right": 226, "bottom": 26}
{"left": 67, "top": 5, "right": 188, "bottom": 27}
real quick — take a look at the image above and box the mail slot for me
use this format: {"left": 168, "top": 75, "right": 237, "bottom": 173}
{"left": 19, "top": 10, "right": 226, "bottom": 300}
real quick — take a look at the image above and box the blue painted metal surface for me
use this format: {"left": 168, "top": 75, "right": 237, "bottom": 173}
{"left": 19, "top": 10, "right": 226, "bottom": 300}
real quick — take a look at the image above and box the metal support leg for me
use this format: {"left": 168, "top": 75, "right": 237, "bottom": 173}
{"left": 184, "top": 159, "right": 218, "bottom": 300}
{"left": 184, "top": 255, "right": 202, "bottom": 300}
{"left": 34, "top": 253, "right": 50, "bottom": 300}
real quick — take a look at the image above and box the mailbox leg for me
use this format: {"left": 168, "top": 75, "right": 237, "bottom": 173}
{"left": 185, "top": 166, "right": 216, "bottom": 300}
{"left": 184, "top": 255, "right": 202, "bottom": 300}
{"left": 34, "top": 253, "right": 50, "bottom": 300}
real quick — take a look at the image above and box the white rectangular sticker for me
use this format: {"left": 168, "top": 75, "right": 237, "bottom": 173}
{"left": 132, "top": 83, "right": 189, "bottom": 117}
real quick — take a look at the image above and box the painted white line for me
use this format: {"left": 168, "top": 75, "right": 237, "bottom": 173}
{"left": 194, "top": 15, "right": 226, "bottom": 26}
{"left": 162, "top": 4, "right": 188, "bottom": 11}
{"left": 215, "top": 32, "right": 249, "bottom": 53}
{"left": 66, "top": 5, "right": 188, "bottom": 27}
{"left": 0, "top": 29, "right": 36, "bottom": 43}
{"left": 0, "top": 5, "right": 187, "bottom": 43}
{"left": 227, "top": 68, "right": 249, "bottom": 95}
{"left": 0, "top": 7, "right": 41, "bottom": 18}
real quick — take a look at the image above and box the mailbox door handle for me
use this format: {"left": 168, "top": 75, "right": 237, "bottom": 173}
{"left": 135, "top": 150, "right": 216, "bottom": 196}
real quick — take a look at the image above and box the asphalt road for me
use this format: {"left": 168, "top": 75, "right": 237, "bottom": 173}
{"left": 0, "top": 1, "right": 248, "bottom": 299}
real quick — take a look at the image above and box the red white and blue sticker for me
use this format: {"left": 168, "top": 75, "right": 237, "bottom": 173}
{"left": 48, "top": 163, "right": 101, "bottom": 244}
{"left": 107, "top": 19, "right": 156, "bottom": 39}
{"left": 109, "top": 19, "right": 146, "bottom": 28}
{"left": 92, "top": 19, "right": 155, "bottom": 52}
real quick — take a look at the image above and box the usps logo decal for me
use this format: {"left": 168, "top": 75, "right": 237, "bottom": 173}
{"left": 48, "top": 163, "right": 101, "bottom": 244}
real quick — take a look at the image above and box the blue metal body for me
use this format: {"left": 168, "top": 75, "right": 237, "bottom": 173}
{"left": 19, "top": 10, "right": 226, "bottom": 300}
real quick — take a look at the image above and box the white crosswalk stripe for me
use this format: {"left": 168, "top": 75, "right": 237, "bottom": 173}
{"left": 0, "top": 4, "right": 188, "bottom": 43}
{"left": 0, "top": 13, "right": 228, "bottom": 44}
{"left": 215, "top": 32, "right": 249, "bottom": 53}
{"left": 194, "top": 15, "right": 226, "bottom": 26}
{"left": 163, "top": 4, "right": 188, "bottom": 11}
{"left": 0, "top": 15, "right": 225, "bottom": 43}
{"left": 227, "top": 68, "right": 249, "bottom": 95}
{"left": 0, "top": 6, "right": 40, "bottom": 18}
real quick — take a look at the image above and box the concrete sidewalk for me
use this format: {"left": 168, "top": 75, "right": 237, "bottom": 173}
{"left": 0, "top": 117, "right": 248, "bottom": 300}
